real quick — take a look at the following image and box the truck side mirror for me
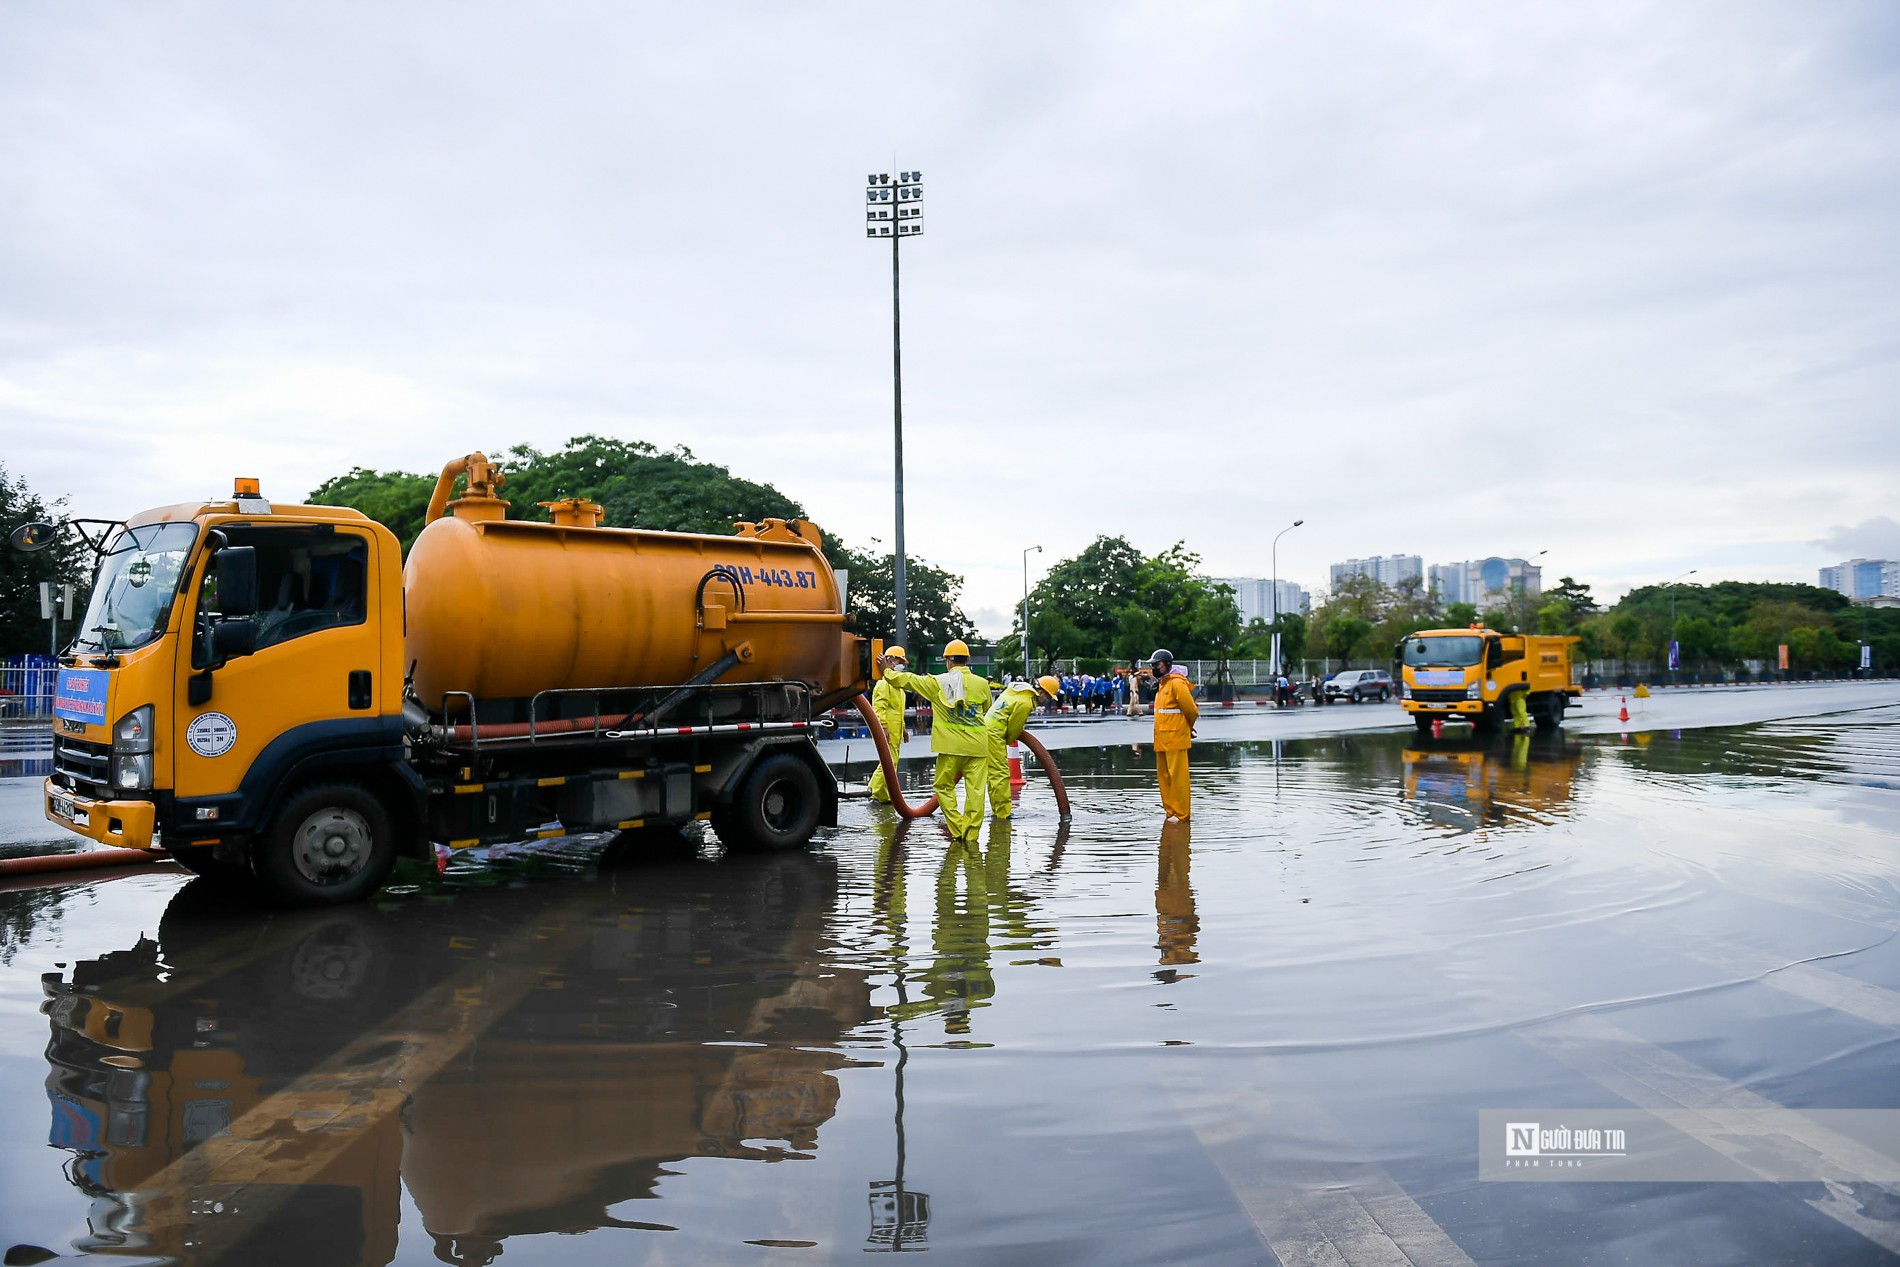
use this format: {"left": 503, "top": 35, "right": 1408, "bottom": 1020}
{"left": 212, "top": 618, "right": 258, "bottom": 660}
{"left": 215, "top": 546, "right": 258, "bottom": 617}
{"left": 8, "top": 521, "right": 59, "bottom": 552}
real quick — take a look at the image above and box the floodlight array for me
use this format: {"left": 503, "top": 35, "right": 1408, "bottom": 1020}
{"left": 866, "top": 170, "right": 923, "bottom": 238}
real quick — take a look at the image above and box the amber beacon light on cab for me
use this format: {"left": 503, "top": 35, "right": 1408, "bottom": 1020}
{"left": 15, "top": 456, "right": 880, "bottom": 905}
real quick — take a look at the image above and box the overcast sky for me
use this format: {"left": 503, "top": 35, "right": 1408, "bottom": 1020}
{"left": 3, "top": 1, "right": 1896, "bottom": 635}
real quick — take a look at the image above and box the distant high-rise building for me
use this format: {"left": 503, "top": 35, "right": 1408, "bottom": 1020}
{"left": 1215, "top": 578, "right": 1310, "bottom": 626}
{"left": 1428, "top": 558, "right": 1544, "bottom": 604}
{"left": 1329, "top": 555, "right": 1422, "bottom": 590}
{"left": 1820, "top": 559, "right": 1895, "bottom": 599}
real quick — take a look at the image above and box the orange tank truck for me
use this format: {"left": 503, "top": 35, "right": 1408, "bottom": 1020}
{"left": 19, "top": 455, "right": 878, "bottom": 905}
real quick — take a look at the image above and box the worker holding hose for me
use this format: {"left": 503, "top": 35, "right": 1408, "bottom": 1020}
{"left": 879, "top": 640, "right": 992, "bottom": 840}
{"left": 868, "top": 646, "right": 911, "bottom": 804}
{"left": 1137, "top": 648, "right": 1199, "bottom": 821}
{"left": 983, "top": 675, "right": 1062, "bottom": 819}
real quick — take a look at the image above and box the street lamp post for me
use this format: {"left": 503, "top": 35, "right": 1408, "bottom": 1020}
{"left": 1269, "top": 519, "right": 1303, "bottom": 675}
{"left": 866, "top": 170, "right": 924, "bottom": 648}
{"left": 1667, "top": 568, "right": 1697, "bottom": 677}
{"left": 1022, "top": 545, "right": 1042, "bottom": 678}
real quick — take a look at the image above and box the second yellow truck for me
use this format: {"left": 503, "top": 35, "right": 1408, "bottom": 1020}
{"left": 1397, "top": 625, "right": 1581, "bottom": 733}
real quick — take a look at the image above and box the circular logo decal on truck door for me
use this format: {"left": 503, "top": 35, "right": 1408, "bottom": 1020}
{"left": 187, "top": 712, "right": 238, "bottom": 757}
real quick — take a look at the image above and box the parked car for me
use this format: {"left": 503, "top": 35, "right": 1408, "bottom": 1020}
{"left": 1325, "top": 669, "right": 1393, "bottom": 703}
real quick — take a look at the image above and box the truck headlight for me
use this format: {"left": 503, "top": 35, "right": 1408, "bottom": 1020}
{"left": 1465, "top": 683, "right": 1482, "bottom": 699}
{"left": 113, "top": 705, "right": 154, "bottom": 754}
{"left": 112, "top": 753, "right": 154, "bottom": 791}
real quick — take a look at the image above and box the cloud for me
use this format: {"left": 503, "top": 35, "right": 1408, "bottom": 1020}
{"left": 1816, "top": 516, "right": 1900, "bottom": 560}
{"left": 1, "top": 1, "right": 1896, "bottom": 635}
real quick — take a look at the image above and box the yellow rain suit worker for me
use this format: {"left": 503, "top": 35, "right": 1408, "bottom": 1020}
{"left": 869, "top": 646, "right": 911, "bottom": 803}
{"left": 983, "top": 676, "right": 1060, "bottom": 819}
{"left": 1509, "top": 690, "right": 1531, "bottom": 732}
{"left": 1145, "top": 648, "right": 1199, "bottom": 821}
{"left": 880, "top": 641, "right": 991, "bottom": 839}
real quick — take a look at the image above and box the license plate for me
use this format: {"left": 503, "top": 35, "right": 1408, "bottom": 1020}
{"left": 50, "top": 795, "right": 89, "bottom": 827}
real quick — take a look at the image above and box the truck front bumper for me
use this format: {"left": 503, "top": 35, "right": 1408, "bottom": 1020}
{"left": 1402, "top": 700, "right": 1487, "bottom": 716}
{"left": 43, "top": 779, "right": 158, "bottom": 850}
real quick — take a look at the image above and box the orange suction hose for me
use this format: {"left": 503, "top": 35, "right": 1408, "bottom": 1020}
{"left": 0, "top": 847, "right": 165, "bottom": 877}
{"left": 853, "top": 695, "right": 938, "bottom": 818}
{"left": 851, "top": 693, "right": 1071, "bottom": 821}
{"left": 1018, "top": 730, "right": 1073, "bottom": 820}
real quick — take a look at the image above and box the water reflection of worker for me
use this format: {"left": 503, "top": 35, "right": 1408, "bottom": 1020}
{"left": 869, "top": 645, "right": 911, "bottom": 804}
{"left": 983, "top": 675, "right": 1060, "bottom": 820}
{"left": 1136, "top": 648, "right": 1199, "bottom": 821}
{"left": 880, "top": 641, "right": 991, "bottom": 840}
{"left": 1155, "top": 819, "right": 1198, "bottom": 983}
{"left": 889, "top": 820, "right": 1033, "bottom": 1035}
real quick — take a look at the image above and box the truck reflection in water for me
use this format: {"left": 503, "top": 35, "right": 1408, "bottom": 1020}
{"left": 39, "top": 850, "right": 873, "bottom": 1266}
{"left": 1401, "top": 731, "right": 1587, "bottom": 831}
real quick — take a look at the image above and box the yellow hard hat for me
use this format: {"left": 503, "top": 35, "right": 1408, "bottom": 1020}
{"left": 1038, "top": 675, "right": 1061, "bottom": 698}
{"left": 886, "top": 645, "right": 907, "bottom": 661}
{"left": 943, "top": 639, "right": 970, "bottom": 658}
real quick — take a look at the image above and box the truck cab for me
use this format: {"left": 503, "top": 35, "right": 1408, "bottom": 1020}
{"left": 1396, "top": 626, "right": 1580, "bottom": 733}
{"left": 45, "top": 484, "right": 413, "bottom": 894}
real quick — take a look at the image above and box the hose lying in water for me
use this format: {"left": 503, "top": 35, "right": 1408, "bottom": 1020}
{"left": 851, "top": 694, "right": 1072, "bottom": 821}
{"left": 0, "top": 846, "right": 165, "bottom": 878}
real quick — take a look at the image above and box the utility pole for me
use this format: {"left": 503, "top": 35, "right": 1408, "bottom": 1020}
{"left": 1022, "top": 545, "right": 1042, "bottom": 677}
{"left": 866, "top": 170, "right": 924, "bottom": 648}
{"left": 1270, "top": 520, "right": 1303, "bottom": 675}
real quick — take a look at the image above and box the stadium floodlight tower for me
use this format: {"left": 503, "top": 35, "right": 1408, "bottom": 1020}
{"left": 867, "top": 169, "right": 923, "bottom": 649}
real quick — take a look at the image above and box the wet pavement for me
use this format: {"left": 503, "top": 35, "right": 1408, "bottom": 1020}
{"left": 3, "top": 698, "right": 1900, "bottom": 1263}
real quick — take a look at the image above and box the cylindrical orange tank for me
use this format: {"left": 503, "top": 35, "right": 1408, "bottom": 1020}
{"left": 404, "top": 454, "right": 859, "bottom": 712}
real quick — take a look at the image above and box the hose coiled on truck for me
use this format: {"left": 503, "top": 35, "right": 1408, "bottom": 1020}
{"left": 850, "top": 694, "right": 1071, "bottom": 821}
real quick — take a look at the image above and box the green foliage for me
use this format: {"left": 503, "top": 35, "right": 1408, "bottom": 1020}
{"left": 0, "top": 464, "right": 90, "bottom": 656}
{"left": 1019, "top": 535, "right": 1241, "bottom": 664}
{"left": 1588, "top": 580, "right": 1895, "bottom": 673}
{"left": 304, "top": 435, "right": 967, "bottom": 645}
{"left": 1309, "top": 574, "right": 1441, "bottom": 662}
{"left": 1444, "top": 601, "right": 1478, "bottom": 628}
{"left": 306, "top": 467, "right": 437, "bottom": 548}
{"left": 835, "top": 548, "right": 971, "bottom": 652}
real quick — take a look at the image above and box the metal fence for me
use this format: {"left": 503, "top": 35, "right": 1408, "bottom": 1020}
{"left": 1, "top": 655, "right": 57, "bottom": 719}
{"left": 1033, "top": 658, "right": 1389, "bottom": 685}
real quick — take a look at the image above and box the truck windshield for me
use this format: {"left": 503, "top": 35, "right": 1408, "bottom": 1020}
{"left": 72, "top": 523, "right": 199, "bottom": 652}
{"left": 1403, "top": 635, "right": 1483, "bottom": 668}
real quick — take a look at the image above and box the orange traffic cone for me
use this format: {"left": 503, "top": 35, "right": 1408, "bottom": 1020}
{"left": 1008, "top": 742, "right": 1025, "bottom": 790}
{"left": 1618, "top": 697, "right": 1630, "bottom": 723}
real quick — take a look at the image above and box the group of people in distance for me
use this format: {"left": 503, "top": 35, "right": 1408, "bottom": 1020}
{"left": 869, "top": 642, "right": 1201, "bottom": 833}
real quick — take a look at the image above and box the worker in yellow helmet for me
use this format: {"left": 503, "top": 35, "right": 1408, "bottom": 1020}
{"left": 879, "top": 639, "right": 991, "bottom": 839}
{"left": 983, "top": 675, "right": 1061, "bottom": 819}
{"left": 1137, "top": 648, "right": 1199, "bottom": 821}
{"left": 868, "top": 646, "right": 911, "bottom": 803}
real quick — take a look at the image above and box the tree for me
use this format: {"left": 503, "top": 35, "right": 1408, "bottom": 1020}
{"left": 0, "top": 464, "right": 90, "bottom": 656}
{"left": 1445, "top": 601, "right": 1478, "bottom": 628}
{"left": 1020, "top": 536, "right": 1240, "bottom": 663}
{"left": 836, "top": 548, "right": 971, "bottom": 651}
{"left": 307, "top": 434, "right": 957, "bottom": 647}
{"left": 306, "top": 467, "right": 436, "bottom": 548}
{"left": 1325, "top": 616, "right": 1373, "bottom": 662}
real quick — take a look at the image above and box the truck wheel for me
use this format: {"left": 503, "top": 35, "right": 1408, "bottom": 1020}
{"left": 1535, "top": 694, "right": 1566, "bottom": 730}
{"left": 254, "top": 783, "right": 397, "bottom": 906}
{"left": 719, "top": 753, "right": 821, "bottom": 853}
{"left": 1413, "top": 713, "right": 1435, "bottom": 734}
{"left": 1472, "top": 707, "right": 1501, "bottom": 734}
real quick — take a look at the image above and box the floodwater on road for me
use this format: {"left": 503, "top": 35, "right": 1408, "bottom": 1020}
{"left": 3, "top": 705, "right": 1900, "bottom": 1265}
